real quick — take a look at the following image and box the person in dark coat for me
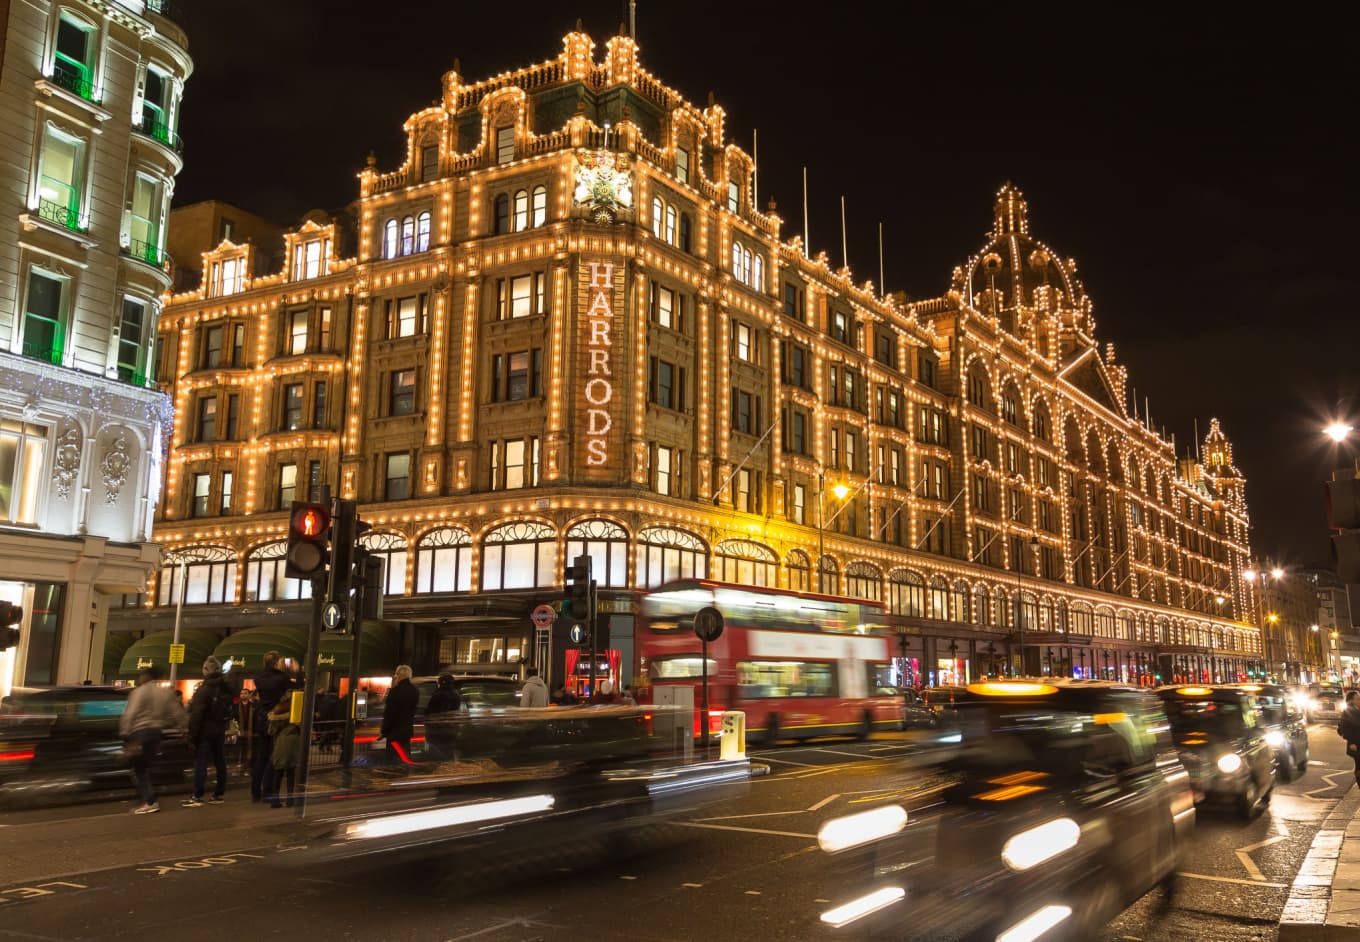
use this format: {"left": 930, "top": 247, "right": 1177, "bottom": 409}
{"left": 1339, "top": 690, "right": 1360, "bottom": 787}
{"left": 267, "top": 698, "right": 301, "bottom": 808}
{"left": 250, "top": 651, "right": 293, "bottom": 802}
{"left": 425, "top": 673, "right": 462, "bottom": 761}
{"left": 380, "top": 665, "right": 419, "bottom": 764}
{"left": 184, "top": 657, "right": 233, "bottom": 806}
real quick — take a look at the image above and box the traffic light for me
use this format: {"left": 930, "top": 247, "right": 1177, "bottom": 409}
{"left": 1327, "top": 472, "right": 1360, "bottom": 582}
{"left": 0, "top": 600, "right": 21, "bottom": 652}
{"left": 565, "top": 555, "right": 593, "bottom": 621}
{"left": 327, "top": 499, "right": 361, "bottom": 607}
{"left": 285, "top": 501, "right": 331, "bottom": 579}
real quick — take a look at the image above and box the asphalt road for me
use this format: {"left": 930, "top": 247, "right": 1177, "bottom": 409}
{"left": 0, "top": 728, "right": 1352, "bottom": 941}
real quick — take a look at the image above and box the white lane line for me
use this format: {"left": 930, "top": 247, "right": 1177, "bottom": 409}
{"left": 1234, "top": 817, "right": 1290, "bottom": 881}
{"left": 756, "top": 755, "right": 820, "bottom": 767}
{"left": 1305, "top": 770, "right": 1351, "bottom": 799}
{"left": 808, "top": 793, "right": 841, "bottom": 812}
{"left": 1177, "top": 870, "right": 1288, "bottom": 889}
{"left": 681, "top": 882, "right": 703, "bottom": 888}
{"left": 807, "top": 747, "right": 891, "bottom": 760}
{"left": 677, "top": 821, "right": 817, "bottom": 839}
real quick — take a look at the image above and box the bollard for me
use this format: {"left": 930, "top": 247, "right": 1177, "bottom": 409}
{"left": 720, "top": 710, "right": 746, "bottom": 760}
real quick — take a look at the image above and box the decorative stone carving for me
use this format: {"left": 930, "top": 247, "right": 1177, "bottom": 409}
{"left": 100, "top": 430, "right": 132, "bottom": 504}
{"left": 52, "top": 421, "right": 83, "bottom": 500}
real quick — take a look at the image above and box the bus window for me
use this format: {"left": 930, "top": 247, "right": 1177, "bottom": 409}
{"left": 867, "top": 662, "right": 898, "bottom": 695}
{"left": 649, "top": 655, "right": 719, "bottom": 679}
{"left": 736, "top": 660, "right": 836, "bottom": 699}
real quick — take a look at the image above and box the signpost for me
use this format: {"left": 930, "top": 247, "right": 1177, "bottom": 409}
{"left": 531, "top": 604, "right": 555, "bottom": 629}
{"left": 693, "top": 606, "right": 724, "bottom": 751}
{"left": 322, "top": 602, "right": 344, "bottom": 631}
{"left": 569, "top": 623, "right": 588, "bottom": 645}
{"left": 168, "top": 643, "right": 185, "bottom": 665}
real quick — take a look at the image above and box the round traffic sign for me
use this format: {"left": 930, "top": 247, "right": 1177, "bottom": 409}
{"left": 569, "top": 623, "right": 588, "bottom": 645}
{"left": 693, "top": 606, "right": 724, "bottom": 643}
{"left": 531, "top": 604, "right": 556, "bottom": 629}
{"left": 322, "top": 602, "right": 344, "bottom": 630}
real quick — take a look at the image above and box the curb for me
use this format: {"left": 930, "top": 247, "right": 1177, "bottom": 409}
{"left": 1279, "top": 781, "right": 1360, "bottom": 940}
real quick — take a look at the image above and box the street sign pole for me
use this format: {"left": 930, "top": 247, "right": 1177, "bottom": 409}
{"left": 587, "top": 579, "right": 598, "bottom": 696}
{"left": 293, "top": 485, "right": 330, "bottom": 819}
{"left": 692, "top": 607, "right": 724, "bottom": 754}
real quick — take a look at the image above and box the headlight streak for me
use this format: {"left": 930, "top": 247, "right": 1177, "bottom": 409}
{"left": 817, "top": 805, "right": 909, "bottom": 853}
{"left": 818, "top": 886, "right": 906, "bottom": 928}
{"left": 343, "top": 794, "right": 555, "bottom": 840}
{"left": 1216, "top": 753, "right": 1244, "bottom": 774}
{"left": 1000, "top": 818, "right": 1081, "bottom": 871}
{"left": 1264, "top": 730, "right": 1286, "bottom": 748}
{"left": 995, "top": 904, "right": 1073, "bottom": 942}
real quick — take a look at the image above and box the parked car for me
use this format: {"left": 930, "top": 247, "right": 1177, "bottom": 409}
{"left": 815, "top": 680, "right": 1193, "bottom": 939}
{"left": 1226, "top": 683, "right": 1309, "bottom": 781}
{"left": 0, "top": 685, "right": 192, "bottom": 803}
{"left": 1157, "top": 685, "right": 1275, "bottom": 819}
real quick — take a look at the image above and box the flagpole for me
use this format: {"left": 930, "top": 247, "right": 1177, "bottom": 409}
{"left": 802, "top": 167, "right": 809, "bottom": 258}
{"left": 878, "top": 221, "right": 885, "bottom": 296}
{"left": 840, "top": 196, "right": 847, "bottom": 270}
{"left": 752, "top": 129, "right": 758, "bottom": 208}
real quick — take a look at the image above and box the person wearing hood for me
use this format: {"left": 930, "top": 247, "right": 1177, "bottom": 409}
{"left": 425, "top": 673, "right": 462, "bottom": 760}
{"left": 249, "top": 650, "right": 293, "bottom": 802}
{"left": 184, "top": 656, "right": 234, "bottom": 806}
{"left": 519, "top": 668, "right": 549, "bottom": 708}
{"left": 1339, "top": 690, "right": 1360, "bottom": 787}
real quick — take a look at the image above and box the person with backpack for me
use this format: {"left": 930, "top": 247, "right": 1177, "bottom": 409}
{"left": 266, "top": 696, "right": 301, "bottom": 808}
{"left": 184, "top": 656, "right": 234, "bottom": 806}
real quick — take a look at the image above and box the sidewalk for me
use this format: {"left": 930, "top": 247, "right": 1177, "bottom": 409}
{"left": 1280, "top": 781, "right": 1360, "bottom": 939}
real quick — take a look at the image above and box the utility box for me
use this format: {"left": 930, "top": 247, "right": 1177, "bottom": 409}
{"left": 653, "top": 685, "right": 694, "bottom": 759}
{"left": 720, "top": 710, "right": 746, "bottom": 760}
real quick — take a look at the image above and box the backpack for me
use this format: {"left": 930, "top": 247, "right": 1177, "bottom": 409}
{"left": 211, "top": 685, "right": 235, "bottom": 725}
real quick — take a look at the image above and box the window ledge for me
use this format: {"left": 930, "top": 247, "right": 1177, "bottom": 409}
{"left": 34, "top": 78, "right": 113, "bottom": 122}
{"left": 373, "top": 412, "right": 426, "bottom": 426}
{"left": 18, "top": 211, "right": 97, "bottom": 249}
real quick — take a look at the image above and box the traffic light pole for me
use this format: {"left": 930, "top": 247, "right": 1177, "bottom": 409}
{"left": 339, "top": 566, "right": 365, "bottom": 772}
{"left": 587, "top": 579, "right": 598, "bottom": 696}
{"left": 294, "top": 575, "right": 325, "bottom": 817}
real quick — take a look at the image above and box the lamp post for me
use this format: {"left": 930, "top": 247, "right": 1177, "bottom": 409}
{"left": 816, "top": 472, "right": 855, "bottom": 594}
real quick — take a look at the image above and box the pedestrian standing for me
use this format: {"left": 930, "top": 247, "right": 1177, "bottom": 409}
{"left": 249, "top": 651, "right": 292, "bottom": 803}
{"left": 267, "top": 697, "right": 300, "bottom": 808}
{"left": 1339, "top": 690, "right": 1360, "bottom": 787}
{"left": 381, "top": 665, "right": 419, "bottom": 764}
{"left": 118, "top": 665, "right": 186, "bottom": 814}
{"left": 425, "top": 673, "right": 462, "bottom": 760}
{"left": 519, "top": 668, "right": 549, "bottom": 707}
{"left": 184, "top": 657, "right": 234, "bottom": 806}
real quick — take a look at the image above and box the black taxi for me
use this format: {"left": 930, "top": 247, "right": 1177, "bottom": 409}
{"left": 1157, "top": 685, "right": 1275, "bottom": 819}
{"left": 1224, "top": 683, "right": 1310, "bottom": 782}
{"left": 815, "top": 680, "right": 1193, "bottom": 940}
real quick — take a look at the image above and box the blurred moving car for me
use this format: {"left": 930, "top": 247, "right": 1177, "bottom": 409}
{"left": 1310, "top": 682, "right": 1345, "bottom": 723}
{"left": 353, "top": 674, "right": 521, "bottom": 758}
{"left": 1157, "top": 685, "right": 1275, "bottom": 819}
{"left": 1226, "top": 683, "right": 1309, "bottom": 782}
{"left": 816, "top": 680, "right": 1193, "bottom": 940}
{"left": 899, "top": 688, "right": 937, "bottom": 728}
{"left": 921, "top": 685, "right": 966, "bottom": 726}
{"left": 0, "top": 685, "right": 191, "bottom": 803}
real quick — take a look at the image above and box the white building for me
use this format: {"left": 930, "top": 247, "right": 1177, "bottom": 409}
{"left": 0, "top": 0, "right": 190, "bottom": 694}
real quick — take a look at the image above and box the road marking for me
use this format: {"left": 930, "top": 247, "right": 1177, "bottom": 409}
{"left": 756, "top": 755, "right": 819, "bottom": 767}
{"left": 745, "top": 890, "right": 762, "bottom": 895}
{"left": 136, "top": 852, "right": 264, "bottom": 877}
{"left": 677, "top": 821, "right": 817, "bottom": 839}
{"left": 1305, "top": 771, "right": 1352, "bottom": 799}
{"left": 1177, "top": 871, "right": 1288, "bottom": 889}
{"left": 1234, "top": 817, "right": 1290, "bottom": 881}
{"left": 620, "top": 875, "right": 637, "bottom": 881}
{"left": 681, "top": 882, "right": 703, "bottom": 888}
{"left": 0, "top": 881, "right": 89, "bottom": 906}
{"left": 808, "top": 793, "right": 840, "bottom": 812}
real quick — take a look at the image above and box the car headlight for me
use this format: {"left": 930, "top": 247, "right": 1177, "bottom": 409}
{"left": 817, "top": 805, "right": 909, "bottom": 853}
{"left": 1001, "top": 817, "right": 1081, "bottom": 872}
{"left": 1264, "top": 730, "right": 1286, "bottom": 748}
{"left": 1216, "top": 752, "right": 1244, "bottom": 774}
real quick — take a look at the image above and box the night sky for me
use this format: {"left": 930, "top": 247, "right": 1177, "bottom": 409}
{"left": 174, "top": 1, "right": 1360, "bottom": 569}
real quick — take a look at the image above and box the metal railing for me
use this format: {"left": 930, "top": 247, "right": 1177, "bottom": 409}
{"left": 37, "top": 197, "right": 81, "bottom": 232}
{"left": 143, "top": 0, "right": 186, "bottom": 27}
{"left": 49, "top": 62, "right": 96, "bottom": 102}
{"left": 20, "top": 338, "right": 62, "bottom": 365}
{"left": 126, "top": 238, "right": 162, "bottom": 266}
{"left": 136, "top": 111, "right": 183, "bottom": 153}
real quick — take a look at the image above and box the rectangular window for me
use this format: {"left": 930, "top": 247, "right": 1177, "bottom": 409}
{"left": 385, "top": 453, "right": 410, "bottom": 500}
{"left": 499, "top": 274, "right": 543, "bottom": 319}
{"left": 220, "top": 471, "right": 234, "bottom": 513}
{"left": 845, "top": 431, "right": 858, "bottom": 472}
{"left": 919, "top": 353, "right": 936, "bottom": 388}
{"left": 225, "top": 394, "right": 239, "bottom": 440}
{"left": 727, "top": 181, "right": 740, "bottom": 212}
{"left": 230, "top": 323, "right": 245, "bottom": 366}
{"left": 890, "top": 449, "right": 903, "bottom": 487}
{"left": 391, "top": 296, "right": 420, "bottom": 338}
{"left": 54, "top": 14, "right": 94, "bottom": 87}
{"left": 196, "top": 396, "right": 217, "bottom": 442}
{"left": 21, "top": 269, "right": 67, "bottom": 364}
{"left": 970, "top": 425, "right": 988, "bottom": 459}
{"left": 971, "top": 475, "right": 990, "bottom": 512}
{"left": 1008, "top": 487, "right": 1025, "bottom": 522}
{"left": 784, "top": 408, "right": 807, "bottom": 455}
{"left": 655, "top": 445, "right": 674, "bottom": 495}
{"left": 312, "top": 382, "right": 327, "bottom": 428}
{"left": 202, "top": 325, "right": 223, "bottom": 368}
{"left": 675, "top": 147, "right": 689, "bottom": 184}
{"left": 318, "top": 306, "right": 332, "bottom": 352}
{"left": 652, "top": 282, "right": 677, "bottom": 329}
{"left": 507, "top": 351, "right": 532, "bottom": 401}
{"left": 191, "top": 473, "right": 210, "bottom": 516}
{"left": 791, "top": 483, "right": 806, "bottom": 524}
{"left": 282, "top": 384, "right": 303, "bottom": 430}
{"left": 831, "top": 309, "right": 849, "bottom": 344}
{"left": 649, "top": 357, "right": 677, "bottom": 409}
{"left": 21, "top": 583, "right": 64, "bottom": 686}
{"left": 736, "top": 468, "right": 753, "bottom": 512}
{"left": 0, "top": 420, "right": 48, "bottom": 524}
{"left": 734, "top": 322, "right": 753, "bottom": 362}
{"left": 875, "top": 330, "right": 896, "bottom": 367}
{"left": 278, "top": 463, "right": 297, "bottom": 507}
{"left": 37, "top": 127, "right": 84, "bottom": 228}
{"left": 129, "top": 174, "right": 161, "bottom": 263}
{"left": 1006, "top": 442, "right": 1020, "bottom": 474}
{"left": 292, "top": 239, "right": 324, "bottom": 280}
{"left": 496, "top": 125, "right": 515, "bottom": 164}
{"left": 116, "top": 297, "right": 148, "bottom": 383}
{"left": 211, "top": 256, "right": 243, "bottom": 297}
{"left": 782, "top": 282, "right": 804, "bottom": 321}
{"left": 1036, "top": 456, "right": 1052, "bottom": 489}
{"left": 288, "top": 308, "right": 308, "bottom": 355}
{"left": 421, "top": 144, "right": 439, "bottom": 181}
{"left": 733, "top": 389, "right": 755, "bottom": 434}
{"left": 391, "top": 369, "right": 415, "bottom": 415}
{"left": 504, "top": 440, "right": 527, "bottom": 489}
{"left": 830, "top": 428, "right": 840, "bottom": 469}
{"left": 1039, "top": 500, "right": 1055, "bottom": 532}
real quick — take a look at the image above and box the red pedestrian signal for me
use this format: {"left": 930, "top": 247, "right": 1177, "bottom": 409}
{"left": 286, "top": 501, "right": 331, "bottom": 579}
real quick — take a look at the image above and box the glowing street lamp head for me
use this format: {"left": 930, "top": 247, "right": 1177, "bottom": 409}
{"left": 1267, "top": 613, "right": 1280, "bottom": 624}
{"left": 1242, "top": 569, "right": 1257, "bottom": 582}
{"left": 832, "top": 482, "right": 850, "bottom": 501}
{"left": 1271, "top": 568, "right": 1285, "bottom": 580}
{"left": 1325, "top": 422, "right": 1354, "bottom": 443}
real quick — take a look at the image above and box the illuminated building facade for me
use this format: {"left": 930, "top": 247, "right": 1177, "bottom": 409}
{"left": 115, "top": 28, "right": 1260, "bottom": 688}
{"left": 0, "top": 0, "right": 189, "bottom": 694}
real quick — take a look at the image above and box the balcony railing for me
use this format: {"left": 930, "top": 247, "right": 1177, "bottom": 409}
{"left": 49, "top": 62, "right": 96, "bottom": 103}
{"left": 127, "top": 238, "right": 162, "bottom": 267}
{"left": 136, "top": 112, "right": 183, "bottom": 153}
{"left": 116, "top": 367, "right": 154, "bottom": 388}
{"left": 143, "top": 0, "right": 187, "bottom": 28}
{"left": 37, "top": 197, "right": 83, "bottom": 232}
{"left": 21, "top": 339, "right": 62, "bottom": 365}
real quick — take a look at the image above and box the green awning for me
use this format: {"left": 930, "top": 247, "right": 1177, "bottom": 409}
{"left": 103, "top": 633, "right": 134, "bottom": 682}
{"left": 318, "top": 625, "right": 399, "bottom": 676}
{"left": 118, "top": 629, "right": 221, "bottom": 679}
{"left": 211, "top": 627, "right": 307, "bottom": 676}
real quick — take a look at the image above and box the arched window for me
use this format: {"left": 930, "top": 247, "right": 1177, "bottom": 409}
{"left": 953, "top": 581, "right": 970, "bottom": 623}
{"left": 637, "top": 527, "right": 707, "bottom": 587}
{"left": 731, "top": 241, "right": 743, "bottom": 278}
{"left": 243, "top": 541, "right": 312, "bottom": 602}
{"left": 1154, "top": 616, "right": 1170, "bottom": 644}
{"left": 966, "top": 362, "right": 991, "bottom": 410}
{"left": 531, "top": 185, "right": 547, "bottom": 227}
{"left": 974, "top": 585, "right": 991, "bottom": 625}
{"left": 1032, "top": 398, "right": 1051, "bottom": 441}
{"left": 665, "top": 204, "right": 677, "bottom": 244}
{"left": 493, "top": 193, "right": 509, "bottom": 235}
{"left": 888, "top": 570, "right": 926, "bottom": 617}
{"left": 158, "top": 546, "right": 236, "bottom": 606}
{"left": 1094, "top": 606, "right": 1116, "bottom": 638}
{"left": 994, "top": 587, "right": 1010, "bottom": 628}
{"left": 786, "top": 549, "right": 810, "bottom": 592}
{"left": 818, "top": 555, "right": 839, "bottom": 595}
{"left": 414, "top": 527, "right": 472, "bottom": 593}
{"left": 481, "top": 521, "right": 556, "bottom": 590}
{"left": 512, "top": 189, "right": 529, "bottom": 232}
{"left": 652, "top": 196, "right": 665, "bottom": 239}
{"left": 715, "top": 539, "right": 777, "bottom": 587}
{"left": 359, "top": 531, "right": 407, "bottom": 595}
{"left": 1017, "top": 591, "right": 1039, "bottom": 631}
{"left": 752, "top": 253, "right": 764, "bottom": 292}
{"left": 565, "top": 519, "right": 628, "bottom": 588}
{"left": 845, "top": 562, "right": 882, "bottom": 601}
{"left": 1118, "top": 611, "right": 1136, "bottom": 640}
{"left": 415, "top": 211, "right": 431, "bottom": 253}
{"left": 1070, "top": 601, "right": 1095, "bottom": 635}
{"left": 382, "top": 219, "right": 398, "bottom": 259}
{"left": 679, "top": 213, "right": 692, "bottom": 253}
{"left": 400, "top": 215, "right": 414, "bottom": 255}
{"left": 743, "top": 247, "right": 753, "bottom": 286}
{"left": 929, "top": 576, "right": 950, "bottom": 620}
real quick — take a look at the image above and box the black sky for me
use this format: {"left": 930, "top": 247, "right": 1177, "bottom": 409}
{"left": 174, "top": 1, "right": 1360, "bottom": 568}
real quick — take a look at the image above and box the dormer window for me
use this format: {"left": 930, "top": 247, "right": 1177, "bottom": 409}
{"left": 420, "top": 144, "right": 439, "bottom": 182}
{"left": 727, "top": 181, "right": 740, "bottom": 213}
{"left": 380, "top": 212, "right": 430, "bottom": 258}
{"left": 210, "top": 256, "right": 244, "bottom": 297}
{"left": 730, "top": 240, "right": 764, "bottom": 292}
{"left": 496, "top": 126, "right": 515, "bottom": 164}
{"left": 676, "top": 147, "right": 689, "bottom": 184}
{"left": 292, "top": 237, "right": 329, "bottom": 280}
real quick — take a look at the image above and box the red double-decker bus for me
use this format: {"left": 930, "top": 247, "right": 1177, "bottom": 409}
{"left": 636, "top": 580, "right": 904, "bottom": 743}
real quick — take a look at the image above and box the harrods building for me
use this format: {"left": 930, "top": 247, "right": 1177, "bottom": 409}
{"left": 108, "top": 27, "right": 1261, "bottom": 692}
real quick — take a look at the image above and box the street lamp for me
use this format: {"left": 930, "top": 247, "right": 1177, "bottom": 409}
{"left": 816, "top": 473, "right": 858, "bottom": 592}
{"left": 1325, "top": 422, "right": 1354, "bottom": 443}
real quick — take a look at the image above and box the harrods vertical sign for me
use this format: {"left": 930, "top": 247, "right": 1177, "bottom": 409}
{"left": 576, "top": 258, "right": 624, "bottom": 479}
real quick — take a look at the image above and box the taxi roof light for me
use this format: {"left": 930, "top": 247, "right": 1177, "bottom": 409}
{"left": 1176, "top": 686, "right": 1213, "bottom": 696}
{"left": 967, "top": 682, "right": 1059, "bottom": 697}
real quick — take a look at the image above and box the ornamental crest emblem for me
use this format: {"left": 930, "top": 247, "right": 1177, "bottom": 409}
{"left": 573, "top": 151, "right": 633, "bottom": 223}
